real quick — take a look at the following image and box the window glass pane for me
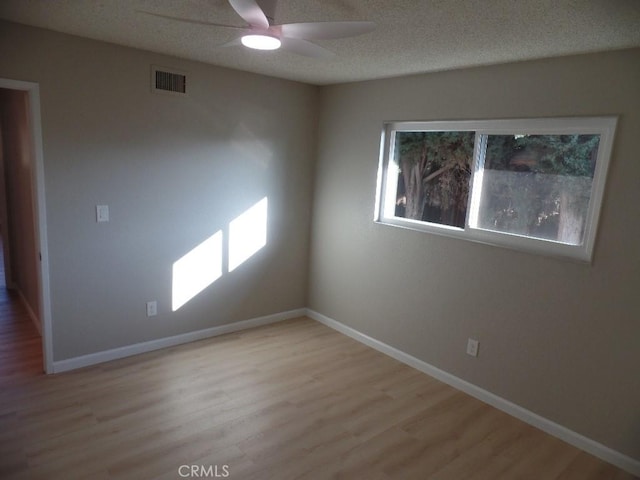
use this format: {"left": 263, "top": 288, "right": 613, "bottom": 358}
{"left": 475, "top": 134, "right": 600, "bottom": 245}
{"left": 393, "top": 131, "right": 474, "bottom": 228}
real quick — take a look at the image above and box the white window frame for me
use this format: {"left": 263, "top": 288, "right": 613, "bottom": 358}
{"left": 374, "top": 117, "right": 617, "bottom": 262}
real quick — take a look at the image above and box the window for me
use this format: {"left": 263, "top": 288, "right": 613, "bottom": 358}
{"left": 375, "top": 117, "right": 617, "bottom": 261}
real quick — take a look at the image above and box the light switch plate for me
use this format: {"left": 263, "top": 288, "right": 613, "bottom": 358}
{"left": 96, "top": 205, "right": 109, "bottom": 223}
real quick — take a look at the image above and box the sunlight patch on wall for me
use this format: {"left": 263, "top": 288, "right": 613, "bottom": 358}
{"left": 229, "top": 197, "right": 268, "bottom": 272}
{"left": 172, "top": 231, "right": 223, "bottom": 311}
{"left": 171, "top": 196, "right": 269, "bottom": 311}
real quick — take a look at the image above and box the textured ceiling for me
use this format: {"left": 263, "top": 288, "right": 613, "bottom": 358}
{"left": 1, "top": 0, "right": 639, "bottom": 85}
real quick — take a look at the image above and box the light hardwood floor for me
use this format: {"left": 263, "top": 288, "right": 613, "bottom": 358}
{"left": 0, "top": 306, "right": 636, "bottom": 479}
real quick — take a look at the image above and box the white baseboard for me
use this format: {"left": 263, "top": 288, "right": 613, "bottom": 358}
{"left": 305, "top": 309, "right": 640, "bottom": 477}
{"left": 52, "top": 308, "right": 306, "bottom": 374}
{"left": 17, "top": 288, "right": 42, "bottom": 335}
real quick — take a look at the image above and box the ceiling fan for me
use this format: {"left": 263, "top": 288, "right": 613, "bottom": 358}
{"left": 139, "top": 0, "right": 376, "bottom": 57}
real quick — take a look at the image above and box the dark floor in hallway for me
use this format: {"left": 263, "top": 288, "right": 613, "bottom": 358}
{"left": 0, "top": 238, "right": 43, "bottom": 381}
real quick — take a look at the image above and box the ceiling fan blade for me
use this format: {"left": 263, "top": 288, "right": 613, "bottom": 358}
{"left": 228, "top": 0, "right": 270, "bottom": 29}
{"left": 280, "top": 21, "right": 376, "bottom": 40}
{"left": 279, "top": 38, "right": 334, "bottom": 58}
{"left": 256, "top": 0, "right": 278, "bottom": 20}
{"left": 137, "top": 11, "right": 245, "bottom": 29}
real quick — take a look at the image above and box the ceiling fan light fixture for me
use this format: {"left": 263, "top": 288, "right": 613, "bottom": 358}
{"left": 241, "top": 34, "right": 281, "bottom": 50}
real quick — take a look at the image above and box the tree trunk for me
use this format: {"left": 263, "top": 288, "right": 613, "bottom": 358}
{"left": 401, "top": 145, "right": 430, "bottom": 220}
{"left": 403, "top": 161, "right": 424, "bottom": 220}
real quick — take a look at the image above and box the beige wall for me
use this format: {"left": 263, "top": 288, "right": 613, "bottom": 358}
{"left": 0, "top": 21, "right": 318, "bottom": 360}
{"left": 0, "top": 88, "right": 40, "bottom": 324}
{"left": 309, "top": 49, "right": 640, "bottom": 460}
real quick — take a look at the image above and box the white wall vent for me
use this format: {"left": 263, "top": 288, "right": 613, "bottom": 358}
{"left": 151, "top": 66, "right": 187, "bottom": 95}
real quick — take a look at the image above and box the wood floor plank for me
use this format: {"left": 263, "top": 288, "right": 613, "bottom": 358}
{"left": 0, "top": 295, "right": 635, "bottom": 480}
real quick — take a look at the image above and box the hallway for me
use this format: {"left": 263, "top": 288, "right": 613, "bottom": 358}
{"left": 0, "top": 237, "right": 43, "bottom": 382}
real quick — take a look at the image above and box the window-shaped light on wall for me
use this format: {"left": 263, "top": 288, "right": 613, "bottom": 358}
{"left": 228, "top": 197, "right": 268, "bottom": 272}
{"left": 172, "top": 231, "right": 223, "bottom": 311}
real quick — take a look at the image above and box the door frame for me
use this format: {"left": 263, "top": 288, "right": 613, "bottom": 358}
{"left": 0, "top": 78, "right": 53, "bottom": 374}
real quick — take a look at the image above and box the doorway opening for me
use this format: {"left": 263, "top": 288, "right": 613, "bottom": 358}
{"left": 0, "top": 80, "right": 52, "bottom": 373}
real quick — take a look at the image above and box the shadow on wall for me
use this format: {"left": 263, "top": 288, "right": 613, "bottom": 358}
{"left": 172, "top": 196, "right": 268, "bottom": 311}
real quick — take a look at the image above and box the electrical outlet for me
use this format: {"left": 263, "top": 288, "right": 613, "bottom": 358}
{"left": 146, "top": 301, "right": 157, "bottom": 317}
{"left": 466, "top": 338, "right": 479, "bottom": 357}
